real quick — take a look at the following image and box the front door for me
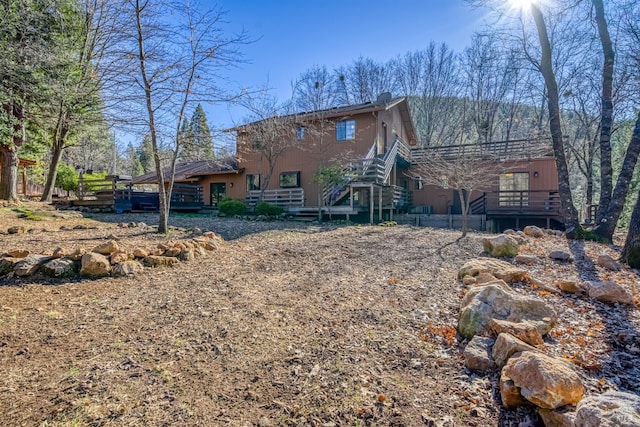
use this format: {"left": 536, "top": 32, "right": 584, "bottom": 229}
{"left": 210, "top": 182, "right": 226, "bottom": 206}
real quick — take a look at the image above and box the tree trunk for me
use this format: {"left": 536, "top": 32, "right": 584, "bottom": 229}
{"left": 592, "top": 0, "right": 615, "bottom": 224}
{"left": 594, "top": 112, "right": 640, "bottom": 240}
{"left": 621, "top": 187, "right": 640, "bottom": 268}
{"left": 459, "top": 189, "right": 469, "bottom": 237}
{"left": 42, "top": 105, "right": 70, "bottom": 202}
{"left": 0, "top": 145, "right": 18, "bottom": 201}
{"left": 531, "top": 3, "right": 580, "bottom": 232}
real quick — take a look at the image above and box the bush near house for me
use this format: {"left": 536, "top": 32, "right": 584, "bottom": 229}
{"left": 217, "top": 197, "right": 247, "bottom": 216}
{"left": 254, "top": 202, "right": 284, "bottom": 217}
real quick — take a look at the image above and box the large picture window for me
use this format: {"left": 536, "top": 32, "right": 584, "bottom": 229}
{"left": 336, "top": 120, "right": 356, "bottom": 141}
{"left": 279, "top": 171, "right": 300, "bottom": 188}
{"left": 499, "top": 172, "right": 529, "bottom": 206}
{"left": 246, "top": 174, "right": 260, "bottom": 192}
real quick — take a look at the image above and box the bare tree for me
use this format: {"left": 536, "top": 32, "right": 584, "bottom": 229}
{"left": 111, "top": 0, "right": 248, "bottom": 233}
{"left": 335, "top": 57, "right": 396, "bottom": 105}
{"left": 237, "top": 91, "right": 298, "bottom": 199}
{"left": 392, "top": 43, "right": 464, "bottom": 146}
{"left": 412, "top": 148, "right": 507, "bottom": 236}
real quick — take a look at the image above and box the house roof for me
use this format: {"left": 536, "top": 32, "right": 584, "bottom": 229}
{"left": 133, "top": 157, "right": 239, "bottom": 184}
{"left": 227, "top": 96, "right": 418, "bottom": 144}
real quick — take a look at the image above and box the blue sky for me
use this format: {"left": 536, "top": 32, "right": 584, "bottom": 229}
{"left": 207, "top": 0, "right": 488, "bottom": 130}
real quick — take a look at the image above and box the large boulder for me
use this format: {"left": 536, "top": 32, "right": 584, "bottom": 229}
{"left": 0, "top": 257, "right": 17, "bottom": 275}
{"left": 584, "top": 280, "right": 633, "bottom": 305}
{"left": 112, "top": 260, "right": 144, "bottom": 276}
{"left": 92, "top": 240, "right": 119, "bottom": 256}
{"left": 502, "top": 351, "right": 584, "bottom": 410}
{"left": 14, "top": 254, "right": 51, "bottom": 276}
{"left": 41, "top": 258, "right": 78, "bottom": 277}
{"left": 459, "top": 284, "right": 557, "bottom": 339}
{"left": 483, "top": 234, "right": 519, "bottom": 257}
{"left": 575, "top": 391, "right": 640, "bottom": 427}
{"left": 538, "top": 408, "right": 576, "bottom": 427}
{"left": 524, "top": 225, "right": 544, "bottom": 238}
{"left": 492, "top": 333, "right": 540, "bottom": 367}
{"left": 463, "top": 336, "right": 496, "bottom": 372}
{"left": 80, "top": 252, "right": 111, "bottom": 277}
{"left": 458, "top": 258, "right": 530, "bottom": 284}
{"left": 490, "top": 319, "right": 544, "bottom": 346}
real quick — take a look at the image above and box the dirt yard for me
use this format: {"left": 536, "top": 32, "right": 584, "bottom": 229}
{"left": 0, "top": 202, "right": 638, "bottom": 426}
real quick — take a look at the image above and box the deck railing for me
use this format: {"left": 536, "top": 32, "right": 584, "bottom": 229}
{"left": 246, "top": 188, "right": 305, "bottom": 208}
{"left": 411, "top": 139, "right": 553, "bottom": 163}
{"left": 479, "top": 190, "right": 560, "bottom": 215}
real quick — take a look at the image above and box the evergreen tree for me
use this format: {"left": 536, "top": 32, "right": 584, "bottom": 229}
{"left": 181, "top": 104, "right": 214, "bottom": 161}
{"left": 124, "top": 142, "right": 144, "bottom": 177}
{"left": 136, "top": 134, "right": 154, "bottom": 173}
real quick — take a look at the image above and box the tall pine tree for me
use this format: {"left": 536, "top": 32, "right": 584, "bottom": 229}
{"left": 181, "top": 103, "right": 214, "bottom": 161}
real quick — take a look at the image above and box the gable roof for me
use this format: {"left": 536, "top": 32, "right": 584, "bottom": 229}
{"left": 228, "top": 96, "right": 418, "bottom": 144}
{"left": 133, "top": 157, "right": 239, "bottom": 185}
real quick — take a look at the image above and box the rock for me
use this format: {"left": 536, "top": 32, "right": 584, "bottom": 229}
{"left": 0, "top": 257, "right": 17, "bottom": 275}
{"left": 41, "top": 258, "right": 78, "bottom": 277}
{"left": 524, "top": 225, "right": 545, "bottom": 238}
{"left": 142, "top": 255, "right": 180, "bottom": 267}
{"left": 80, "top": 252, "right": 111, "bottom": 277}
{"left": 596, "top": 254, "right": 621, "bottom": 272}
{"left": 6, "top": 249, "right": 29, "bottom": 258}
{"left": 14, "top": 255, "right": 51, "bottom": 276}
{"left": 492, "top": 333, "right": 540, "bottom": 367}
{"left": 458, "top": 258, "right": 530, "bottom": 284}
{"left": 106, "top": 233, "right": 120, "bottom": 241}
{"left": 490, "top": 319, "right": 544, "bottom": 346}
{"left": 538, "top": 408, "right": 576, "bottom": 427}
{"left": 163, "top": 247, "right": 182, "bottom": 257}
{"left": 459, "top": 284, "right": 557, "bottom": 339}
{"left": 112, "top": 260, "right": 144, "bottom": 276}
{"left": 475, "top": 272, "right": 498, "bottom": 284}
{"left": 193, "top": 245, "right": 207, "bottom": 256}
{"left": 178, "top": 249, "right": 195, "bottom": 262}
{"left": 482, "top": 234, "right": 519, "bottom": 257}
{"left": 575, "top": 390, "right": 640, "bottom": 427}
{"left": 133, "top": 248, "right": 149, "bottom": 258}
{"left": 502, "top": 351, "right": 584, "bottom": 410}
{"left": 193, "top": 237, "right": 220, "bottom": 251}
{"left": 531, "top": 278, "right": 562, "bottom": 295}
{"left": 462, "top": 276, "right": 477, "bottom": 286}
{"left": 67, "top": 248, "right": 86, "bottom": 261}
{"left": 92, "top": 240, "right": 119, "bottom": 255}
{"left": 556, "top": 280, "right": 583, "bottom": 294}
{"left": 515, "top": 254, "right": 540, "bottom": 265}
{"left": 464, "top": 336, "right": 496, "bottom": 371}
{"left": 7, "top": 226, "right": 25, "bottom": 234}
{"left": 110, "top": 251, "right": 130, "bottom": 265}
{"left": 500, "top": 375, "right": 528, "bottom": 408}
{"left": 51, "top": 247, "right": 66, "bottom": 258}
{"left": 549, "top": 250, "right": 573, "bottom": 262}
{"left": 584, "top": 280, "right": 633, "bottom": 305}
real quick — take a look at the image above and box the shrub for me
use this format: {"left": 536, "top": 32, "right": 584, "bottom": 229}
{"left": 254, "top": 202, "right": 284, "bottom": 217}
{"left": 217, "top": 197, "right": 246, "bottom": 216}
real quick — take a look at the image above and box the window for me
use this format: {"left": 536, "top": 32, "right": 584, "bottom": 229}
{"left": 336, "top": 120, "right": 356, "bottom": 141}
{"left": 499, "top": 172, "right": 529, "bottom": 206}
{"left": 296, "top": 126, "right": 305, "bottom": 141}
{"left": 246, "top": 174, "right": 260, "bottom": 192}
{"left": 415, "top": 178, "right": 424, "bottom": 190}
{"left": 279, "top": 171, "right": 300, "bottom": 188}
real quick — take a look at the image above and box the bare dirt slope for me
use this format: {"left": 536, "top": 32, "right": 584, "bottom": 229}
{"left": 0, "top": 203, "right": 638, "bottom": 427}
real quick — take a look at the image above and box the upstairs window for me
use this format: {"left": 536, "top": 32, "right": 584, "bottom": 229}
{"left": 296, "top": 126, "right": 305, "bottom": 141}
{"left": 499, "top": 172, "right": 529, "bottom": 206}
{"left": 279, "top": 171, "right": 301, "bottom": 188}
{"left": 336, "top": 120, "right": 356, "bottom": 141}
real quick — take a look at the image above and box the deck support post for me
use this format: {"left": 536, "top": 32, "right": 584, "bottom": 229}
{"left": 369, "top": 184, "right": 374, "bottom": 225}
{"left": 378, "top": 186, "right": 382, "bottom": 222}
